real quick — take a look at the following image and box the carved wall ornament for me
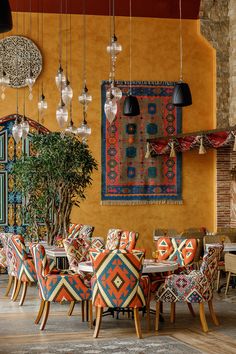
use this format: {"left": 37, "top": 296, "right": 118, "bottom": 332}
{"left": 0, "top": 35, "right": 42, "bottom": 88}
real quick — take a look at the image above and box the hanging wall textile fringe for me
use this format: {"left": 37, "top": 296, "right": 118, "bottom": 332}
{"left": 147, "top": 129, "right": 235, "bottom": 156}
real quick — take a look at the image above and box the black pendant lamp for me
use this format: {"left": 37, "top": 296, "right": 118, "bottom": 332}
{"left": 123, "top": 0, "right": 140, "bottom": 116}
{"left": 172, "top": 0, "right": 192, "bottom": 107}
{"left": 0, "top": 0, "right": 13, "bottom": 33}
{"left": 123, "top": 94, "right": 140, "bottom": 116}
{"left": 172, "top": 81, "right": 192, "bottom": 107}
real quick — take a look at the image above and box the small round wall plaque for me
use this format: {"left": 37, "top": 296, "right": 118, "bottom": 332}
{"left": 0, "top": 35, "right": 42, "bottom": 88}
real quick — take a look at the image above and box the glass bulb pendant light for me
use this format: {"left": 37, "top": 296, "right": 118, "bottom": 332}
{"left": 55, "top": 65, "right": 66, "bottom": 90}
{"left": 25, "top": 70, "right": 35, "bottom": 100}
{"left": 77, "top": 118, "right": 92, "bottom": 144}
{"left": 172, "top": 0, "right": 192, "bottom": 107}
{"left": 107, "top": 34, "right": 122, "bottom": 58}
{"left": 21, "top": 116, "right": 29, "bottom": 140}
{"left": 38, "top": 93, "right": 48, "bottom": 115}
{"left": 56, "top": 100, "right": 68, "bottom": 128}
{"left": 12, "top": 116, "right": 23, "bottom": 143}
{"left": 0, "top": 70, "right": 10, "bottom": 100}
{"left": 104, "top": 90, "right": 117, "bottom": 124}
{"left": 62, "top": 79, "right": 73, "bottom": 105}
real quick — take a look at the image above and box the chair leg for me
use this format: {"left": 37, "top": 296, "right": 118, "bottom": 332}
{"left": 68, "top": 301, "right": 75, "bottom": 316}
{"left": 208, "top": 299, "right": 219, "bottom": 326}
{"left": 93, "top": 306, "right": 103, "bottom": 338}
{"left": 155, "top": 301, "right": 160, "bottom": 331}
{"left": 35, "top": 299, "right": 45, "bottom": 324}
{"left": 5, "top": 275, "right": 14, "bottom": 297}
{"left": 187, "top": 303, "right": 196, "bottom": 317}
{"left": 146, "top": 302, "right": 150, "bottom": 331}
{"left": 81, "top": 301, "right": 85, "bottom": 322}
{"left": 13, "top": 280, "right": 21, "bottom": 302}
{"left": 86, "top": 300, "right": 89, "bottom": 322}
{"left": 170, "top": 302, "right": 176, "bottom": 323}
{"left": 11, "top": 277, "right": 18, "bottom": 300}
{"left": 19, "top": 282, "right": 28, "bottom": 306}
{"left": 216, "top": 269, "right": 221, "bottom": 292}
{"left": 225, "top": 272, "right": 231, "bottom": 295}
{"left": 134, "top": 307, "right": 142, "bottom": 339}
{"left": 40, "top": 301, "right": 50, "bottom": 330}
{"left": 199, "top": 302, "right": 208, "bottom": 333}
{"left": 89, "top": 300, "right": 93, "bottom": 329}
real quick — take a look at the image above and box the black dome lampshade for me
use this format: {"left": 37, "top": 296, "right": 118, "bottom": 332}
{"left": 172, "top": 81, "right": 192, "bottom": 107}
{"left": 123, "top": 94, "right": 140, "bottom": 116}
{"left": 0, "top": 0, "right": 13, "bottom": 33}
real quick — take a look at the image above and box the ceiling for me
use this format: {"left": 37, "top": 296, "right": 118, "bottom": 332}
{"left": 9, "top": 0, "right": 201, "bottom": 19}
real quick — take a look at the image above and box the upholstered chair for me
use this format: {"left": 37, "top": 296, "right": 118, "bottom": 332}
{"left": 105, "top": 229, "right": 139, "bottom": 251}
{"left": 204, "top": 234, "right": 231, "bottom": 291}
{"left": 68, "top": 223, "right": 94, "bottom": 240}
{"left": 0, "top": 233, "right": 18, "bottom": 298}
{"left": 225, "top": 253, "right": 236, "bottom": 295}
{"left": 105, "top": 229, "right": 122, "bottom": 250}
{"left": 11, "top": 235, "right": 37, "bottom": 306}
{"left": 155, "top": 245, "right": 223, "bottom": 333}
{"left": 149, "top": 237, "right": 199, "bottom": 296}
{"left": 90, "top": 248, "right": 150, "bottom": 339}
{"left": 32, "top": 243, "right": 92, "bottom": 330}
{"left": 119, "top": 231, "right": 139, "bottom": 251}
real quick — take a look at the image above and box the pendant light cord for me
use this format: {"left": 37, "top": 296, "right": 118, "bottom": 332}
{"left": 41, "top": 0, "right": 44, "bottom": 94}
{"left": 112, "top": 0, "right": 115, "bottom": 37}
{"left": 59, "top": 0, "right": 63, "bottom": 66}
{"left": 65, "top": 0, "right": 68, "bottom": 78}
{"left": 129, "top": 0, "right": 132, "bottom": 94}
{"left": 16, "top": 0, "right": 19, "bottom": 117}
{"left": 69, "top": 13, "right": 73, "bottom": 123}
{"left": 179, "top": 0, "right": 183, "bottom": 81}
{"left": 29, "top": 0, "right": 32, "bottom": 74}
{"left": 82, "top": 0, "right": 87, "bottom": 87}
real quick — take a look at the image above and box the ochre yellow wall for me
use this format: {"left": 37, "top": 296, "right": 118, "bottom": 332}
{"left": 0, "top": 13, "right": 216, "bottom": 254}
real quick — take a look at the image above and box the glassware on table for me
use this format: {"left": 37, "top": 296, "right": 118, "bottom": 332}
{"left": 152, "top": 250, "right": 160, "bottom": 262}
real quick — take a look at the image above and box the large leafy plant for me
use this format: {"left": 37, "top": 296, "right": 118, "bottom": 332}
{"left": 13, "top": 132, "right": 97, "bottom": 245}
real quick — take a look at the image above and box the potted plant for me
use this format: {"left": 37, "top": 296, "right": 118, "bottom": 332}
{"left": 13, "top": 132, "right": 97, "bottom": 245}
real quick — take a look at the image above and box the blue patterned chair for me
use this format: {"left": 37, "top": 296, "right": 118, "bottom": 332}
{"left": 90, "top": 248, "right": 150, "bottom": 339}
{"left": 155, "top": 245, "right": 223, "bottom": 333}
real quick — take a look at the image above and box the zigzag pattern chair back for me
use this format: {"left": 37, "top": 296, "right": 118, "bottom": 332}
{"left": 11, "top": 235, "right": 37, "bottom": 283}
{"left": 119, "top": 231, "right": 139, "bottom": 251}
{"left": 156, "top": 237, "right": 198, "bottom": 267}
{"left": 90, "top": 248, "right": 146, "bottom": 308}
{"left": 32, "top": 243, "right": 51, "bottom": 299}
{"left": 68, "top": 223, "right": 94, "bottom": 240}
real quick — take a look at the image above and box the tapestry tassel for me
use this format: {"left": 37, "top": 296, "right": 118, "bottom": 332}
{"left": 169, "top": 141, "right": 176, "bottom": 158}
{"left": 199, "top": 137, "right": 206, "bottom": 154}
{"left": 145, "top": 142, "right": 150, "bottom": 159}
{"left": 233, "top": 133, "right": 236, "bottom": 152}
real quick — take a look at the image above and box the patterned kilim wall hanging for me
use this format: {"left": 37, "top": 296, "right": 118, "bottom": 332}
{"left": 0, "top": 114, "right": 48, "bottom": 236}
{"left": 101, "top": 81, "right": 182, "bottom": 205}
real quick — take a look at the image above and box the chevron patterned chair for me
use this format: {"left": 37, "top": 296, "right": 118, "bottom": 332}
{"left": 155, "top": 245, "right": 223, "bottom": 333}
{"left": 68, "top": 223, "right": 94, "bottom": 240}
{"left": 90, "top": 248, "right": 150, "bottom": 339}
{"left": 32, "top": 243, "right": 92, "bottom": 330}
{"left": 105, "top": 229, "right": 139, "bottom": 251}
{"left": 11, "top": 235, "right": 37, "bottom": 306}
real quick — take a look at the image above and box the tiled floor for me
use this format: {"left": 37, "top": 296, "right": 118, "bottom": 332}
{"left": 0, "top": 274, "right": 235, "bottom": 353}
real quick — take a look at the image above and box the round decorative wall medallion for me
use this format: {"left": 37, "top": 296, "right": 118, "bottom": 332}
{"left": 0, "top": 35, "right": 42, "bottom": 88}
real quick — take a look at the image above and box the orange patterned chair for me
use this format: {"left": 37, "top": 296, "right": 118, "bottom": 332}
{"left": 32, "top": 243, "right": 92, "bottom": 330}
{"left": 105, "top": 229, "right": 139, "bottom": 251}
{"left": 90, "top": 248, "right": 150, "bottom": 339}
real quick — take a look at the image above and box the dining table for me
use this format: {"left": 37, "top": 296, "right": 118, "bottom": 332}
{"left": 78, "top": 259, "right": 179, "bottom": 274}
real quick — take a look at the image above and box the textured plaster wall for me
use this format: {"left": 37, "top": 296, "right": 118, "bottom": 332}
{"left": 0, "top": 13, "right": 215, "bottom": 254}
